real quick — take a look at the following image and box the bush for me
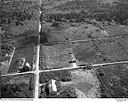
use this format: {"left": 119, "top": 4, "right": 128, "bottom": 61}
{"left": 1, "top": 83, "right": 33, "bottom": 98}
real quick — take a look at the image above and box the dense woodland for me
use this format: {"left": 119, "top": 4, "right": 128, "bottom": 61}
{"left": 0, "top": 0, "right": 39, "bottom": 61}
{"left": 1, "top": 83, "right": 34, "bottom": 98}
{"left": 42, "top": 0, "right": 128, "bottom": 24}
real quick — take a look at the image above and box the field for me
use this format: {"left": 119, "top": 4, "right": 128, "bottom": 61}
{"left": 39, "top": 43, "right": 72, "bottom": 70}
{"left": 41, "top": 20, "right": 128, "bottom": 43}
{"left": 41, "top": 22, "right": 96, "bottom": 42}
{"left": 72, "top": 36, "right": 128, "bottom": 65}
{"left": 60, "top": 69, "right": 101, "bottom": 98}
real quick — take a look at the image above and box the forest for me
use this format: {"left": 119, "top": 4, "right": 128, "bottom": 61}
{"left": 41, "top": 0, "right": 128, "bottom": 24}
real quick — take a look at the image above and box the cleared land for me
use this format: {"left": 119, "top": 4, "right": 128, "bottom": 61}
{"left": 71, "top": 36, "right": 128, "bottom": 65}
{"left": 61, "top": 69, "right": 101, "bottom": 98}
{"left": 39, "top": 43, "right": 72, "bottom": 70}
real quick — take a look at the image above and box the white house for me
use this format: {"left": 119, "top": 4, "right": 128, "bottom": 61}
{"left": 48, "top": 79, "right": 57, "bottom": 95}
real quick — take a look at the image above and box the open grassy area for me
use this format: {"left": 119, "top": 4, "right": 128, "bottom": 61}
{"left": 72, "top": 41, "right": 105, "bottom": 65}
{"left": 69, "top": 69, "right": 101, "bottom": 97}
{"left": 39, "top": 43, "right": 72, "bottom": 70}
{"left": 105, "top": 25, "right": 128, "bottom": 37}
{"left": 41, "top": 20, "right": 128, "bottom": 45}
{"left": 71, "top": 35, "right": 128, "bottom": 65}
{"left": 94, "top": 37, "right": 128, "bottom": 62}
{"left": 40, "top": 21, "right": 104, "bottom": 43}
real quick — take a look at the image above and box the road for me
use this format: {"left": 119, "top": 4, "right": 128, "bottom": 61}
{"left": 39, "top": 60, "right": 128, "bottom": 73}
{"left": 34, "top": 34, "right": 40, "bottom": 99}
{"left": 34, "top": 0, "right": 42, "bottom": 98}
{"left": 2, "top": 60, "right": 128, "bottom": 77}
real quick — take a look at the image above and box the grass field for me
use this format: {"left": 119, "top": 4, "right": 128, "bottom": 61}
{"left": 39, "top": 43, "right": 72, "bottom": 70}
{"left": 72, "top": 41, "right": 105, "bottom": 65}
{"left": 71, "top": 35, "right": 128, "bottom": 65}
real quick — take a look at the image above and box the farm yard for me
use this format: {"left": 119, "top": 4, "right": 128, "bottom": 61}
{"left": 8, "top": 46, "right": 35, "bottom": 74}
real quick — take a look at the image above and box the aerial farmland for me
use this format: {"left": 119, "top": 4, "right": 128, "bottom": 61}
{"left": 1, "top": 0, "right": 128, "bottom": 99}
